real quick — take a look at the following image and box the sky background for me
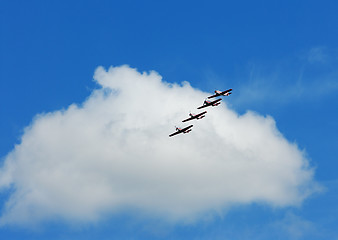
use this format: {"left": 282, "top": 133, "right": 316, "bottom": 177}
{"left": 1, "top": 0, "right": 338, "bottom": 239}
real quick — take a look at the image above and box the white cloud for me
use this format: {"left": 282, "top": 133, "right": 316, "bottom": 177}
{"left": 231, "top": 47, "right": 338, "bottom": 107}
{"left": 272, "top": 212, "right": 317, "bottom": 240}
{"left": 0, "top": 65, "right": 319, "bottom": 226}
{"left": 307, "top": 46, "right": 328, "bottom": 64}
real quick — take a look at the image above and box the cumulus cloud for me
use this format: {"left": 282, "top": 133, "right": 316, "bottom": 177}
{"left": 0, "top": 65, "right": 319, "bottom": 225}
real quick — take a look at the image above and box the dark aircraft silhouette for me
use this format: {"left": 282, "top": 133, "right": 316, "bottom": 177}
{"left": 208, "top": 89, "right": 232, "bottom": 98}
{"left": 182, "top": 111, "right": 207, "bottom": 122}
{"left": 169, "top": 125, "right": 193, "bottom": 137}
{"left": 197, "top": 98, "right": 222, "bottom": 109}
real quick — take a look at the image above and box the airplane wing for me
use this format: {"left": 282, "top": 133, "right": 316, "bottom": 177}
{"left": 222, "top": 88, "right": 232, "bottom": 94}
{"left": 212, "top": 98, "right": 222, "bottom": 104}
{"left": 182, "top": 116, "right": 194, "bottom": 122}
{"left": 169, "top": 125, "right": 193, "bottom": 137}
{"left": 208, "top": 89, "right": 232, "bottom": 98}
{"left": 182, "top": 111, "right": 207, "bottom": 122}
{"left": 169, "top": 131, "right": 182, "bottom": 137}
{"left": 196, "top": 110, "right": 207, "bottom": 117}
{"left": 197, "top": 104, "right": 208, "bottom": 109}
{"left": 198, "top": 98, "right": 221, "bottom": 109}
{"left": 181, "top": 125, "right": 193, "bottom": 132}
{"left": 207, "top": 93, "right": 219, "bottom": 99}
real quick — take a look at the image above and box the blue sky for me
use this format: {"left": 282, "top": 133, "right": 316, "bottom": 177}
{"left": 1, "top": 0, "right": 338, "bottom": 239}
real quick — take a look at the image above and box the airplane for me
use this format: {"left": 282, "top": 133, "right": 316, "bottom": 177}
{"left": 197, "top": 98, "right": 222, "bottom": 109}
{"left": 169, "top": 125, "right": 193, "bottom": 137}
{"left": 182, "top": 111, "right": 207, "bottom": 122}
{"left": 208, "top": 89, "right": 232, "bottom": 98}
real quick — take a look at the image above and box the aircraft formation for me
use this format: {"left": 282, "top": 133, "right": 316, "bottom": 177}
{"left": 169, "top": 88, "right": 232, "bottom": 137}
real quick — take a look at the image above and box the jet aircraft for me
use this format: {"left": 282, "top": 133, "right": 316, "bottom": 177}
{"left": 208, "top": 89, "right": 232, "bottom": 98}
{"left": 197, "top": 98, "right": 222, "bottom": 109}
{"left": 169, "top": 125, "right": 193, "bottom": 137}
{"left": 182, "top": 111, "right": 207, "bottom": 122}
